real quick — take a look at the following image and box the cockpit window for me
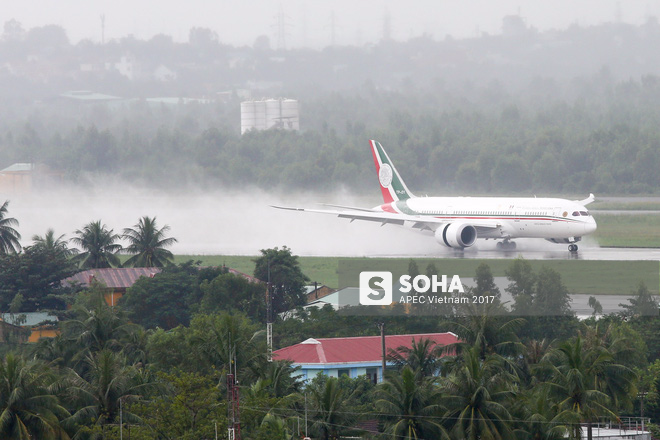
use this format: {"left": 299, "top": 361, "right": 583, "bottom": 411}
{"left": 580, "top": 211, "right": 589, "bottom": 216}
{"left": 572, "top": 211, "right": 580, "bottom": 216}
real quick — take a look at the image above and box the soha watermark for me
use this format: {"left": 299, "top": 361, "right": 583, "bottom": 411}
{"left": 359, "top": 271, "right": 495, "bottom": 306}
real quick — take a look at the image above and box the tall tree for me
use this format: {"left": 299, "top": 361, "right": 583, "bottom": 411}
{"left": 32, "top": 228, "right": 78, "bottom": 258}
{"left": 307, "top": 376, "right": 356, "bottom": 440}
{"left": 0, "top": 245, "right": 78, "bottom": 311}
{"left": 442, "top": 347, "right": 517, "bottom": 440}
{"left": 0, "top": 200, "right": 21, "bottom": 254}
{"left": 0, "top": 354, "right": 70, "bottom": 439}
{"left": 376, "top": 366, "right": 448, "bottom": 439}
{"left": 387, "top": 337, "right": 443, "bottom": 378}
{"left": 253, "top": 246, "right": 309, "bottom": 314}
{"left": 543, "top": 336, "right": 637, "bottom": 440}
{"left": 122, "top": 216, "right": 177, "bottom": 267}
{"left": 65, "top": 350, "right": 152, "bottom": 434}
{"left": 70, "top": 220, "right": 122, "bottom": 268}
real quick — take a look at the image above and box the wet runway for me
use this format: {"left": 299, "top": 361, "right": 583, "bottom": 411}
{"left": 371, "top": 243, "right": 660, "bottom": 261}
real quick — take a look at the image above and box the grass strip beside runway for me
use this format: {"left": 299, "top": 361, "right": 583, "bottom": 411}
{"left": 173, "top": 255, "right": 658, "bottom": 296}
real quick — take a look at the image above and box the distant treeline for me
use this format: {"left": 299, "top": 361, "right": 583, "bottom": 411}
{"left": 2, "top": 72, "right": 660, "bottom": 195}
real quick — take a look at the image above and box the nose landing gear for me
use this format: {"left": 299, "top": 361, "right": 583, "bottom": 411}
{"left": 568, "top": 244, "right": 579, "bottom": 252}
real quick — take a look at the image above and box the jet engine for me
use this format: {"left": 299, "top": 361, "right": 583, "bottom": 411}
{"left": 434, "top": 223, "right": 477, "bottom": 249}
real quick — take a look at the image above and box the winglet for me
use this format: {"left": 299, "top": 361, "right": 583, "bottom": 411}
{"left": 575, "top": 193, "right": 595, "bottom": 206}
{"left": 369, "top": 140, "right": 415, "bottom": 204}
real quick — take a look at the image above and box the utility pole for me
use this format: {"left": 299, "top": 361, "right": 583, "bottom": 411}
{"left": 378, "top": 322, "right": 386, "bottom": 382}
{"left": 267, "top": 260, "right": 273, "bottom": 362}
{"left": 119, "top": 397, "right": 123, "bottom": 440}
{"left": 227, "top": 348, "right": 241, "bottom": 440}
{"left": 100, "top": 14, "right": 106, "bottom": 45}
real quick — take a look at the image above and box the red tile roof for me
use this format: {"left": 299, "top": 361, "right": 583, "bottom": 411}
{"left": 273, "top": 333, "right": 459, "bottom": 364}
{"left": 65, "top": 268, "right": 161, "bottom": 289}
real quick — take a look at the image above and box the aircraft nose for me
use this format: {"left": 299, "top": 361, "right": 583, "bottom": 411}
{"left": 584, "top": 220, "right": 597, "bottom": 234}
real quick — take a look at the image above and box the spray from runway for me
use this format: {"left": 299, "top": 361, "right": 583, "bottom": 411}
{"left": 7, "top": 180, "right": 606, "bottom": 258}
{"left": 7, "top": 182, "right": 442, "bottom": 257}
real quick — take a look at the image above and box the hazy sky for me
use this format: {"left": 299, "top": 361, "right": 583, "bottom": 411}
{"left": 2, "top": 0, "right": 657, "bottom": 48}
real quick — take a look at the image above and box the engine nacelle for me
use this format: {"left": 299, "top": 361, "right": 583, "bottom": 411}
{"left": 435, "top": 223, "right": 477, "bottom": 249}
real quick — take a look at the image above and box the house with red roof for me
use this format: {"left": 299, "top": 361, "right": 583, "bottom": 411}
{"left": 273, "top": 332, "right": 458, "bottom": 383}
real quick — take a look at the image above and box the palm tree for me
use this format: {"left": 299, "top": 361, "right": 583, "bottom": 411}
{"left": 512, "top": 387, "right": 568, "bottom": 440}
{"left": 0, "top": 354, "right": 71, "bottom": 439}
{"left": 63, "top": 301, "right": 141, "bottom": 356}
{"left": 70, "top": 220, "right": 122, "bottom": 268}
{"left": 376, "top": 366, "right": 448, "bottom": 439}
{"left": 32, "top": 228, "right": 78, "bottom": 258}
{"left": 542, "top": 336, "right": 637, "bottom": 440}
{"left": 442, "top": 347, "right": 517, "bottom": 440}
{"left": 122, "top": 216, "right": 177, "bottom": 267}
{"left": 387, "top": 337, "right": 443, "bottom": 378}
{"left": 0, "top": 200, "right": 21, "bottom": 254}
{"left": 65, "top": 350, "right": 151, "bottom": 433}
{"left": 443, "top": 300, "right": 526, "bottom": 365}
{"left": 308, "top": 376, "right": 355, "bottom": 440}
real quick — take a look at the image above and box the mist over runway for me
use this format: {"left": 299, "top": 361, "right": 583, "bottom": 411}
{"left": 7, "top": 184, "right": 660, "bottom": 260}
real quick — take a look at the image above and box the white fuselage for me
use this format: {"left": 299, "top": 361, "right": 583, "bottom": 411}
{"left": 377, "top": 196, "right": 597, "bottom": 241}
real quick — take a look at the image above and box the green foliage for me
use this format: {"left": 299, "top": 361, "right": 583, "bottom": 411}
{"left": 0, "top": 244, "right": 78, "bottom": 311}
{"left": 376, "top": 366, "right": 447, "bottom": 439}
{"left": 253, "top": 246, "right": 309, "bottom": 315}
{"left": 472, "top": 261, "right": 501, "bottom": 300}
{"left": 70, "top": 220, "right": 122, "bottom": 269}
{"left": 0, "top": 354, "right": 71, "bottom": 439}
{"left": 442, "top": 348, "right": 516, "bottom": 440}
{"left": 0, "top": 200, "right": 21, "bottom": 254}
{"left": 619, "top": 282, "right": 659, "bottom": 317}
{"left": 197, "top": 271, "right": 267, "bottom": 322}
{"left": 542, "top": 335, "right": 638, "bottom": 439}
{"left": 506, "top": 258, "right": 573, "bottom": 319}
{"left": 306, "top": 375, "right": 359, "bottom": 440}
{"left": 131, "top": 370, "right": 226, "bottom": 440}
{"left": 122, "top": 216, "right": 177, "bottom": 268}
{"left": 119, "top": 261, "right": 201, "bottom": 329}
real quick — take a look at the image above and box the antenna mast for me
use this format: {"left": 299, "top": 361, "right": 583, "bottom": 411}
{"left": 267, "top": 260, "right": 273, "bottom": 362}
{"left": 227, "top": 344, "right": 241, "bottom": 439}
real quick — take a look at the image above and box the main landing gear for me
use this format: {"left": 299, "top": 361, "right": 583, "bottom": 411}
{"left": 496, "top": 240, "right": 516, "bottom": 250}
{"left": 568, "top": 244, "right": 579, "bottom": 252}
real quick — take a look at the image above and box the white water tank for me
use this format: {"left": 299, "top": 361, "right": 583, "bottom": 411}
{"left": 281, "top": 99, "right": 300, "bottom": 130}
{"left": 241, "top": 100, "right": 268, "bottom": 134}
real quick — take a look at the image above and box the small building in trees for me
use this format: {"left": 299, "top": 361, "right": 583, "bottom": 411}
{"left": 2, "top": 312, "right": 61, "bottom": 343}
{"left": 0, "top": 317, "right": 31, "bottom": 343}
{"left": 64, "top": 266, "right": 261, "bottom": 307}
{"left": 273, "top": 332, "right": 458, "bottom": 383}
{"left": 65, "top": 267, "right": 162, "bottom": 306}
{"left": 305, "top": 284, "right": 335, "bottom": 302}
{"left": 0, "top": 163, "right": 63, "bottom": 194}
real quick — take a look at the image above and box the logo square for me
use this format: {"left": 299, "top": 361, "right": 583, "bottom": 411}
{"left": 359, "top": 271, "right": 393, "bottom": 305}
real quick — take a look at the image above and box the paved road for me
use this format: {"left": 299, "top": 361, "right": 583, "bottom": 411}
{"left": 462, "top": 278, "right": 657, "bottom": 318}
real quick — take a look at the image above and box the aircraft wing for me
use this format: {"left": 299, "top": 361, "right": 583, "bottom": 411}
{"left": 271, "top": 205, "right": 501, "bottom": 230}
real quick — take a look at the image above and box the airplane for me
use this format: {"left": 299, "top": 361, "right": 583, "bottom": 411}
{"left": 273, "top": 140, "right": 597, "bottom": 252}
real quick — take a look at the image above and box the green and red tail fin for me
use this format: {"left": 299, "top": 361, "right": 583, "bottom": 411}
{"left": 369, "top": 140, "right": 415, "bottom": 203}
